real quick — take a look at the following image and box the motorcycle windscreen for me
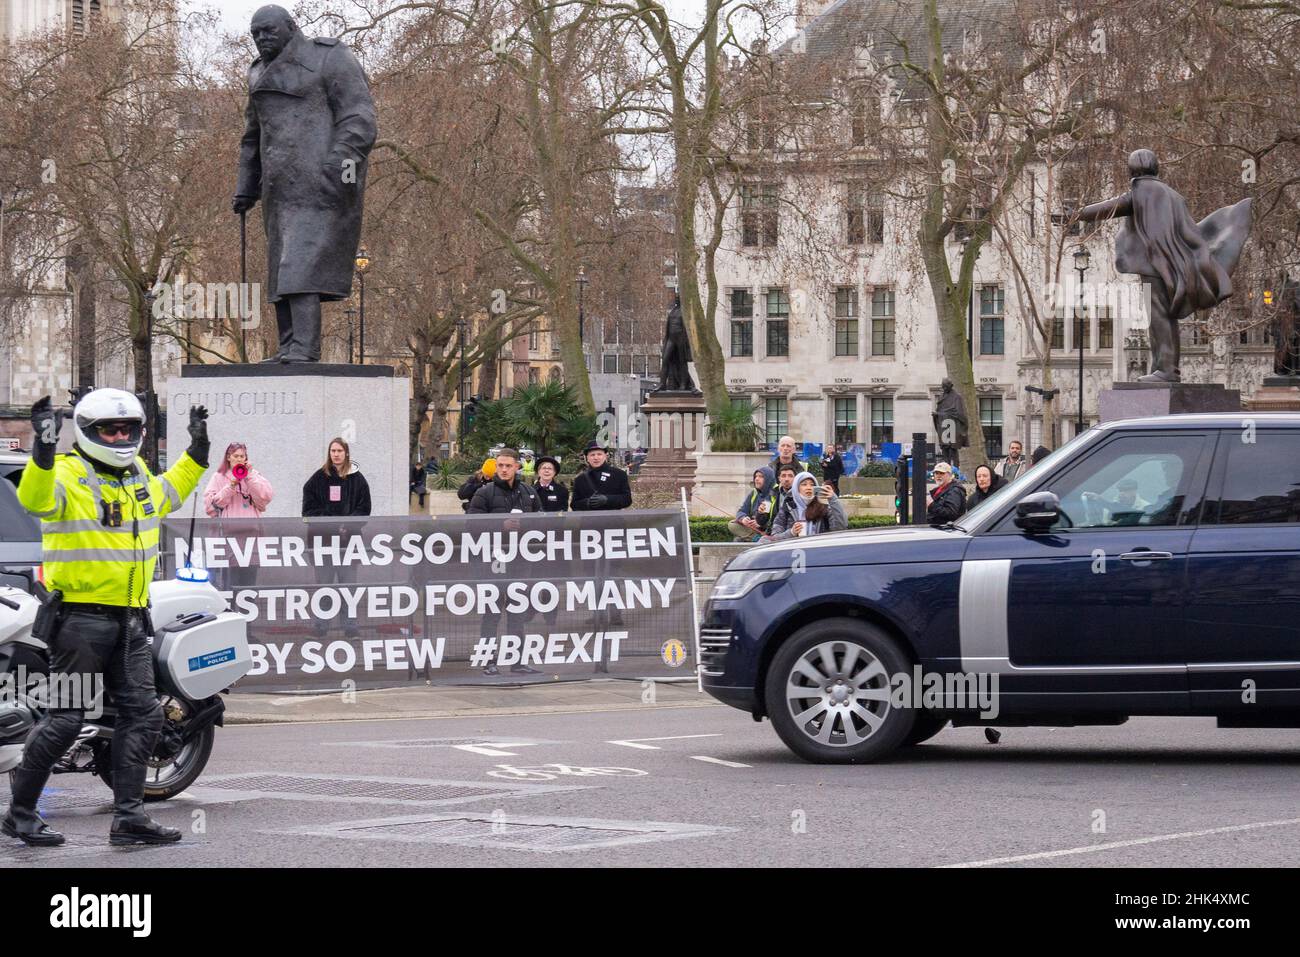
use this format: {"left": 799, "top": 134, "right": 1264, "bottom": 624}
{"left": 155, "top": 613, "right": 252, "bottom": 701}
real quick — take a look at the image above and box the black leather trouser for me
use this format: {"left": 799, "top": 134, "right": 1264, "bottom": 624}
{"left": 17, "top": 606, "right": 162, "bottom": 824}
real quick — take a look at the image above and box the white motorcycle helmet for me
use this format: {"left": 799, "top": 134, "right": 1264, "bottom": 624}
{"left": 72, "top": 388, "right": 145, "bottom": 469}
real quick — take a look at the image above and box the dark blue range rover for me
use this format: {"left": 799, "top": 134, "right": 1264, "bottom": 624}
{"left": 700, "top": 413, "right": 1300, "bottom": 763}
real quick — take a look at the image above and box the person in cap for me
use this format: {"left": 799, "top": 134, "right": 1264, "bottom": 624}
{"left": 926, "top": 461, "right": 967, "bottom": 526}
{"left": 532, "top": 455, "right": 568, "bottom": 512}
{"left": 570, "top": 441, "right": 631, "bottom": 511}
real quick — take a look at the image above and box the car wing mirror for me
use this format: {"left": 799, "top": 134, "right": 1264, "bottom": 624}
{"left": 1013, "top": 491, "right": 1061, "bottom": 533}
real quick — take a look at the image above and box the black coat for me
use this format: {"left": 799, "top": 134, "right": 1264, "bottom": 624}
{"left": 927, "top": 481, "right": 967, "bottom": 525}
{"left": 302, "top": 465, "right": 371, "bottom": 516}
{"left": 236, "top": 32, "right": 377, "bottom": 302}
{"left": 571, "top": 465, "right": 632, "bottom": 510}
{"left": 468, "top": 477, "right": 541, "bottom": 514}
{"left": 821, "top": 452, "right": 844, "bottom": 481}
{"left": 533, "top": 480, "right": 569, "bottom": 512}
{"left": 458, "top": 476, "right": 485, "bottom": 513}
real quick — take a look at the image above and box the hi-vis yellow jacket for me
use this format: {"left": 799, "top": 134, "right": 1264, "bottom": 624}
{"left": 17, "top": 450, "right": 204, "bottom": 607}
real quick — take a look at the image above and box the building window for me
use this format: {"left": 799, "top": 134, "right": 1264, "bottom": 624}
{"left": 551, "top": 328, "right": 560, "bottom": 355}
{"left": 1051, "top": 311, "right": 1065, "bottom": 351}
{"left": 529, "top": 328, "right": 540, "bottom": 352}
{"left": 741, "top": 183, "right": 779, "bottom": 248}
{"left": 834, "top": 397, "right": 857, "bottom": 444}
{"left": 730, "top": 288, "right": 753, "bottom": 357}
{"left": 618, "top": 354, "right": 632, "bottom": 374}
{"left": 979, "top": 285, "right": 1005, "bottom": 355}
{"left": 870, "top": 288, "right": 895, "bottom": 356}
{"left": 746, "top": 111, "right": 776, "bottom": 150}
{"left": 834, "top": 287, "right": 858, "bottom": 356}
{"left": 845, "top": 183, "right": 884, "bottom": 245}
{"left": 648, "top": 355, "right": 661, "bottom": 377}
{"left": 602, "top": 353, "right": 617, "bottom": 374}
{"left": 979, "top": 397, "right": 1004, "bottom": 459}
{"left": 548, "top": 366, "right": 562, "bottom": 383}
{"left": 1098, "top": 307, "right": 1113, "bottom": 350}
{"left": 764, "top": 397, "right": 788, "bottom": 445}
{"left": 765, "top": 287, "right": 790, "bottom": 357}
{"left": 633, "top": 354, "right": 648, "bottom": 377}
{"left": 870, "top": 398, "right": 894, "bottom": 445}
{"left": 528, "top": 366, "right": 540, "bottom": 386}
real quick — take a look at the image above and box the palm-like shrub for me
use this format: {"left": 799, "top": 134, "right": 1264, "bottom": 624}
{"left": 706, "top": 401, "right": 763, "bottom": 452}
{"left": 463, "top": 382, "right": 597, "bottom": 460}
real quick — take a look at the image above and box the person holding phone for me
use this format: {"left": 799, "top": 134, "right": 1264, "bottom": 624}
{"left": 204, "top": 442, "right": 274, "bottom": 518}
{"left": 770, "top": 471, "right": 847, "bottom": 540}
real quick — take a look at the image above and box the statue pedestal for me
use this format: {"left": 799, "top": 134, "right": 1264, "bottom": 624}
{"left": 1244, "top": 376, "right": 1300, "bottom": 412}
{"left": 166, "top": 363, "right": 411, "bottom": 518}
{"left": 634, "top": 391, "right": 707, "bottom": 496}
{"left": 1098, "top": 382, "right": 1241, "bottom": 422}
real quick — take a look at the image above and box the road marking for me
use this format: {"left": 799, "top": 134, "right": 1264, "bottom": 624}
{"left": 944, "top": 816, "right": 1300, "bottom": 868}
{"left": 452, "top": 743, "right": 544, "bottom": 757}
{"left": 608, "top": 734, "right": 723, "bottom": 750}
{"left": 690, "top": 755, "right": 750, "bottom": 768}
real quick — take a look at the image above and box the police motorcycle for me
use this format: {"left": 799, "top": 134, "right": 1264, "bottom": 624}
{"left": 0, "top": 564, "right": 252, "bottom": 800}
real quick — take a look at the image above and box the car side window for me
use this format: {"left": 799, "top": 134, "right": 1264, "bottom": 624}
{"left": 993, "top": 434, "right": 1209, "bottom": 532}
{"left": 1207, "top": 431, "right": 1300, "bottom": 525}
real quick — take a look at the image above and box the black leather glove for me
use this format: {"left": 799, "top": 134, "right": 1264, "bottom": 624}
{"left": 186, "top": 405, "right": 210, "bottom": 467}
{"left": 30, "top": 395, "right": 59, "bottom": 470}
{"left": 587, "top": 493, "right": 608, "bottom": 509}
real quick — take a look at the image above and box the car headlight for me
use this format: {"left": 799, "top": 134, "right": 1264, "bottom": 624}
{"left": 710, "top": 568, "right": 791, "bottom": 601}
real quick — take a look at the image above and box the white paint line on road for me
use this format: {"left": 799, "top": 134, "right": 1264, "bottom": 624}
{"left": 945, "top": 816, "right": 1300, "bottom": 868}
{"left": 453, "top": 743, "right": 545, "bottom": 757}
{"left": 690, "top": 755, "right": 750, "bottom": 768}
{"left": 608, "top": 734, "right": 723, "bottom": 750}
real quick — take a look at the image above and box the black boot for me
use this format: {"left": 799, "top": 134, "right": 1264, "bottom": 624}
{"left": 109, "top": 817, "right": 182, "bottom": 846}
{"left": 1, "top": 765, "right": 64, "bottom": 847}
{"left": 110, "top": 756, "right": 180, "bottom": 845}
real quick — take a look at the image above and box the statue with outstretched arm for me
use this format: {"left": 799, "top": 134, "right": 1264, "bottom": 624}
{"left": 1076, "top": 149, "right": 1252, "bottom": 383}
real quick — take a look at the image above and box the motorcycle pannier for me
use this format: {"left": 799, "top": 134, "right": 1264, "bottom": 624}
{"left": 153, "top": 613, "right": 252, "bottom": 701}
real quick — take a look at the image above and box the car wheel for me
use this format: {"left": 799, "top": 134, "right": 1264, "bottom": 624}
{"left": 902, "top": 713, "right": 949, "bottom": 746}
{"left": 764, "top": 617, "right": 914, "bottom": 764}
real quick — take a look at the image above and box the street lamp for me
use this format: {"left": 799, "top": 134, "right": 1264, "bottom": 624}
{"left": 345, "top": 307, "right": 356, "bottom": 365}
{"left": 577, "top": 266, "right": 589, "bottom": 347}
{"left": 1073, "top": 245, "right": 1091, "bottom": 434}
{"left": 355, "top": 245, "right": 371, "bottom": 364}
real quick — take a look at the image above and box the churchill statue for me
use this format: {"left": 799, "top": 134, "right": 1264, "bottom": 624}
{"left": 232, "top": 5, "right": 377, "bottom": 364}
{"left": 1077, "top": 149, "right": 1251, "bottom": 383}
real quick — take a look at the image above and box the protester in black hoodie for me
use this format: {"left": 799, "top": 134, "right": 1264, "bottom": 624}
{"left": 968, "top": 463, "right": 1005, "bottom": 507}
{"left": 570, "top": 442, "right": 632, "bottom": 510}
{"left": 468, "top": 448, "right": 541, "bottom": 513}
{"left": 302, "top": 437, "right": 372, "bottom": 516}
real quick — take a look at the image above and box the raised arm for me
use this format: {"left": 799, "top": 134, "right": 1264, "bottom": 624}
{"left": 1076, "top": 193, "right": 1133, "bottom": 224}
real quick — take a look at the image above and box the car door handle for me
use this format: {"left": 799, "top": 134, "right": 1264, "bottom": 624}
{"left": 1119, "top": 550, "right": 1174, "bottom": 563}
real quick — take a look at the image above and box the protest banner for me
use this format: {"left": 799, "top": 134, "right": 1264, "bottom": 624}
{"left": 161, "top": 509, "right": 696, "bottom": 690}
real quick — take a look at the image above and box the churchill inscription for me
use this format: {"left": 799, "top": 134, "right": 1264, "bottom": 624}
{"left": 171, "top": 391, "right": 305, "bottom": 417}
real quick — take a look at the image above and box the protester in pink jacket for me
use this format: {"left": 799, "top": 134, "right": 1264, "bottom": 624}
{"left": 203, "top": 442, "right": 274, "bottom": 518}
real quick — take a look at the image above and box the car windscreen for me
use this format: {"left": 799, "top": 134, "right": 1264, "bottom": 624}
{"left": 0, "top": 479, "right": 39, "bottom": 541}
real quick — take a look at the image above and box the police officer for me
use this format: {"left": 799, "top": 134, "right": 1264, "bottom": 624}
{"left": 1, "top": 389, "right": 209, "bottom": 847}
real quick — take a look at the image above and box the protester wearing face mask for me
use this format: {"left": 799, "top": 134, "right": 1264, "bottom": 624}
{"left": 770, "top": 471, "right": 847, "bottom": 540}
